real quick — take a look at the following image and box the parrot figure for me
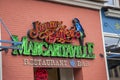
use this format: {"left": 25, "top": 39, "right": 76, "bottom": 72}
{"left": 73, "top": 18, "right": 86, "bottom": 47}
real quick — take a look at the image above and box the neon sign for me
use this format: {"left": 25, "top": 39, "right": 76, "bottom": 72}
{"left": 12, "top": 18, "right": 95, "bottom": 59}
{"left": 28, "top": 21, "right": 80, "bottom": 43}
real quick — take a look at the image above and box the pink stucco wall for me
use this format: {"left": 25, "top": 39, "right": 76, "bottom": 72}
{"left": 0, "top": 0, "right": 107, "bottom": 80}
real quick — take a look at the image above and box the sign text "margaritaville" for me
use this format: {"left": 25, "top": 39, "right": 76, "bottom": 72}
{"left": 12, "top": 19, "right": 95, "bottom": 59}
{"left": 12, "top": 36, "right": 95, "bottom": 59}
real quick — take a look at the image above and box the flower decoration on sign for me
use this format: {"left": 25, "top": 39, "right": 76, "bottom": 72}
{"left": 35, "top": 68, "right": 48, "bottom": 80}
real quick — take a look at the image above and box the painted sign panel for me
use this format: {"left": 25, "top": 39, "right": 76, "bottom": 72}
{"left": 24, "top": 58, "right": 89, "bottom": 68}
{"left": 102, "top": 9, "right": 120, "bottom": 34}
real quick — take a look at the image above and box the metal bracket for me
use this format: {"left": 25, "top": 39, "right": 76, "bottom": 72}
{"left": 0, "top": 18, "right": 22, "bottom": 51}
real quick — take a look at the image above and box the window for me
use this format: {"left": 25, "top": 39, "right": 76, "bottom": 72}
{"left": 105, "top": 0, "right": 114, "bottom": 5}
{"left": 104, "top": 32, "right": 120, "bottom": 79}
{"left": 105, "top": 36, "right": 120, "bottom": 53}
{"left": 59, "top": 68, "right": 74, "bottom": 80}
{"left": 104, "top": 0, "right": 120, "bottom": 7}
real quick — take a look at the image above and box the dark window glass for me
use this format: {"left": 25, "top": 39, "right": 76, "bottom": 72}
{"left": 105, "top": 37, "right": 120, "bottom": 53}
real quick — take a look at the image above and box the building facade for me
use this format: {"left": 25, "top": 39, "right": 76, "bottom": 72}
{"left": 101, "top": 0, "right": 120, "bottom": 80}
{"left": 0, "top": 0, "right": 107, "bottom": 80}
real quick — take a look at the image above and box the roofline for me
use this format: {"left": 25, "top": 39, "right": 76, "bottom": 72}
{"left": 46, "top": 0, "right": 104, "bottom": 10}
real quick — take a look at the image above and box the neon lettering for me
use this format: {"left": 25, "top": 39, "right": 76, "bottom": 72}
{"left": 12, "top": 35, "right": 95, "bottom": 59}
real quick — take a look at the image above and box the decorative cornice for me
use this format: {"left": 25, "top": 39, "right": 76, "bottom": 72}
{"left": 92, "top": 0, "right": 108, "bottom": 1}
{"left": 47, "top": 0, "right": 104, "bottom": 10}
{"left": 104, "top": 32, "right": 120, "bottom": 38}
{"left": 105, "top": 8, "right": 120, "bottom": 18}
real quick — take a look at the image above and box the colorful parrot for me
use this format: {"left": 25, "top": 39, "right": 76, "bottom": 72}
{"left": 73, "top": 18, "right": 86, "bottom": 47}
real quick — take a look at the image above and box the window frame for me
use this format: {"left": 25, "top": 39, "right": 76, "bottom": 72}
{"left": 104, "top": 32, "right": 120, "bottom": 54}
{"left": 104, "top": 0, "right": 120, "bottom": 7}
{"left": 46, "top": 0, "right": 104, "bottom": 10}
{"left": 104, "top": 32, "right": 120, "bottom": 79}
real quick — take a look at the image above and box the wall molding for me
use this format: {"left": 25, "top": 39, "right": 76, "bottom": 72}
{"left": 104, "top": 32, "right": 120, "bottom": 38}
{"left": 105, "top": 8, "right": 120, "bottom": 18}
{"left": 47, "top": 0, "right": 104, "bottom": 10}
